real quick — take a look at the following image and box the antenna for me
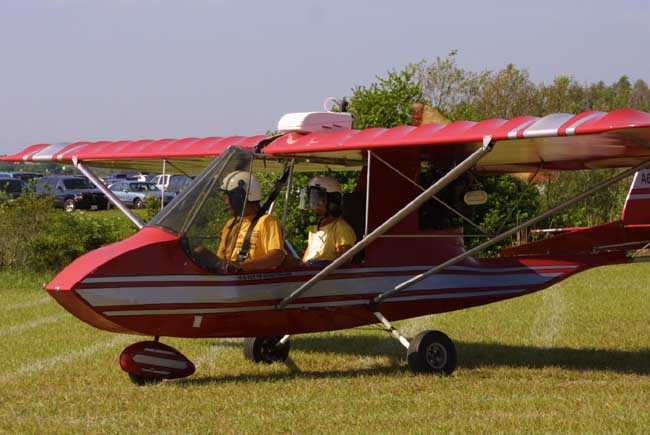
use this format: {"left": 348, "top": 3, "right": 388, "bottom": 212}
{"left": 322, "top": 97, "right": 338, "bottom": 112}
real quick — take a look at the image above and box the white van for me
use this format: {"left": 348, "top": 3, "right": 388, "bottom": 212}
{"left": 151, "top": 174, "right": 193, "bottom": 194}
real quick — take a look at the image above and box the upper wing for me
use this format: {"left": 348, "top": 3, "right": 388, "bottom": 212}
{"left": 264, "top": 109, "right": 650, "bottom": 172}
{"left": 0, "top": 136, "right": 268, "bottom": 173}
{"left": 3, "top": 109, "right": 650, "bottom": 174}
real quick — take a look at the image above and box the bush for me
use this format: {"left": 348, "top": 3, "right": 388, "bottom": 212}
{"left": 0, "top": 194, "right": 138, "bottom": 273}
{"left": 0, "top": 193, "right": 54, "bottom": 269}
{"left": 25, "top": 211, "right": 135, "bottom": 271}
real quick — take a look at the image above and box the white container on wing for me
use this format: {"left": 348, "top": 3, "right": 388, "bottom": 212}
{"left": 277, "top": 112, "right": 353, "bottom": 134}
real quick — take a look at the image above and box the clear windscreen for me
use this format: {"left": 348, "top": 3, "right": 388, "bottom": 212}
{"left": 147, "top": 147, "right": 256, "bottom": 270}
{"left": 148, "top": 147, "right": 253, "bottom": 239}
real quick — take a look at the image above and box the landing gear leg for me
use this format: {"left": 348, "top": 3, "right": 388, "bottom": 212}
{"left": 243, "top": 335, "right": 291, "bottom": 364}
{"left": 372, "top": 311, "right": 457, "bottom": 375}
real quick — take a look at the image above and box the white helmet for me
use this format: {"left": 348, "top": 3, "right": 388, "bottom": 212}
{"left": 308, "top": 176, "right": 341, "bottom": 193}
{"left": 300, "top": 175, "right": 343, "bottom": 214}
{"left": 221, "top": 171, "right": 262, "bottom": 201}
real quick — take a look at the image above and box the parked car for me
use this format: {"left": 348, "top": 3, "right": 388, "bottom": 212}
{"left": 0, "top": 171, "right": 42, "bottom": 182}
{"left": 35, "top": 175, "right": 108, "bottom": 212}
{"left": 151, "top": 174, "right": 193, "bottom": 194}
{"left": 0, "top": 177, "right": 28, "bottom": 199}
{"left": 108, "top": 181, "right": 175, "bottom": 209}
{"left": 104, "top": 172, "right": 152, "bottom": 185}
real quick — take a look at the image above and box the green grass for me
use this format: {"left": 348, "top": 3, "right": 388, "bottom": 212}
{"left": 0, "top": 270, "right": 53, "bottom": 291}
{"left": 1, "top": 263, "right": 649, "bottom": 434}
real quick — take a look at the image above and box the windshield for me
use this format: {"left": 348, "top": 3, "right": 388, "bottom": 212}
{"left": 63, "top": 178, "right": 92, "bottom": 189}
{"left": 0, "top": 179, "right": 23, "bottom": 193}
{"left": 149, "top": 147, "right": 254, "bottom": 240}
{"left": 132, "top": 182, "right": 159, "bottom": 192}
{"left": 148, "top": 146, "right": 297, "bottom": 271}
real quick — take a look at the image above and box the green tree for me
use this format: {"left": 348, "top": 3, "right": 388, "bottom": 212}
{"left": 471, "top": 64, "right": 541, "bottom": 120}
{"left": 539, "top": 169, "right": 631, "bottom": 229}
{"left": 631, "top": 79, "right": 650, "bottom": 111}
{"left": 348, "top": 67, "right": 424, "bottom": 129}
{"left": 539, "top": 75, "right": 587, "bottom": 113}
{"left": 612, "top": 75, "right": 632, "bottom": 108}
{"left": 412, "top": 50, "right": 477, "bottom": 115}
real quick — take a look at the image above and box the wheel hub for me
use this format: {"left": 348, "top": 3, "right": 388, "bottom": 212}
{"left": 260, "top": 338, "right": 282, "bottom": 362}
{"left": 425, "top": 342, "right": 447, "bottom": 369}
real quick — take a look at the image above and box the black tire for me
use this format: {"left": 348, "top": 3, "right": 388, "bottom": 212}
{"left": 128, "top": 372, "right": 162, "bottom": 386}
{"left": 133, "top": 198, "right": 144, "bottom": 209}
{"left": 63, "top": 198, "right": 75, "bottom": 212}
{"left": 243, "top": 336, "right": 290, "bottom": 364}
{"left": 407, "top": 330, "right": 457, "bottom": 375}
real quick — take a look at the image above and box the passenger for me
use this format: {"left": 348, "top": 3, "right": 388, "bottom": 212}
{"left": 301, "top": 176, "right": 357, "bottom": 267}
{"left": 216, "top": 171, "right": 286, "bottom": 272}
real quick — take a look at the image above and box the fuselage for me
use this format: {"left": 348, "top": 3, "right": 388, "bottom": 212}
{"left": 45, "top": 226, "right": 628, "bottom": 338}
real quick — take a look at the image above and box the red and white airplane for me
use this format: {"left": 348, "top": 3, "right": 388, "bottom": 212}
{"left": 3, "top": 108, "right": 650, "bottom": 384}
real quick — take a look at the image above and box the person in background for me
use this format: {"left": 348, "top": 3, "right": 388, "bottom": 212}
{"left": 301, "top": 176, "right": 356, "bottom": 266}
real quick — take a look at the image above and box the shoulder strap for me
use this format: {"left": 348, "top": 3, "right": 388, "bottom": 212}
{"left": 237, "top": 214, "right": 263, "bottom": 262}
{"left": 236, "top": 167, "right": 291, "bottom": 262}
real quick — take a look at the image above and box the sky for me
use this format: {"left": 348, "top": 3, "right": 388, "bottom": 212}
{"left": 1, "top": 0, "right": 649, "bottom": 155}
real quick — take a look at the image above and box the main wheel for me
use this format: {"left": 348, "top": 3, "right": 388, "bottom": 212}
{"left": 407, "top": 330, "right": 457, "bottom": 375}
{"left": 133, "top": 198, "right": 144, "bottom": 209}
{"left": 64, "top": 198, "right": 76, "bottom": 212}
{"left": 243, "top": 336, "right": 290, "bottom": 364}
{"left": 128, "top": 372, "right": 162, "bottom": 386}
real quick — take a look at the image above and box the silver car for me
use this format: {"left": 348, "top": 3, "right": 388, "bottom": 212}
{"left": 108, "top": 181, "right": 175, "bottom": 209}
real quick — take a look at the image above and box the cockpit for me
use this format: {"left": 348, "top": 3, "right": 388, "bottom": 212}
{"left": 148, "top": 143, "right": 482, "bottom": 273}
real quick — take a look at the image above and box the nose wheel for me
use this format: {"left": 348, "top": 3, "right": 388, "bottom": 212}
{"left": 243, "top": 336, "right": 291, "bottom": 364}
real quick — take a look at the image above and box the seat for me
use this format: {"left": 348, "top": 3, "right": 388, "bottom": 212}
{"left": 342, "top": 191, "right": 366, "bottom": 263}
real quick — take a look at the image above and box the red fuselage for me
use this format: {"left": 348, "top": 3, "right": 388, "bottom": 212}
{"left": 45, "top": 226, "right": 631, "bottom": 338}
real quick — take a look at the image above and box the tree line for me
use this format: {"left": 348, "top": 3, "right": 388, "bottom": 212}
{"left": 347, "top": 51, "right": 648, "bottom": 242}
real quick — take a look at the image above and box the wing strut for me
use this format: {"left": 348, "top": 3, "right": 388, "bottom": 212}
{"left": 373, "top": 158, "right": 650, "bottom": 304}
{"left": 73, "top": 157, "right": 145, "bottom": 229}
{"left": 276, "top": 136, "right": 495, "bottom": 309}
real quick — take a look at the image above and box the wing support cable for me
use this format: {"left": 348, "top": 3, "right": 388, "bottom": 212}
{"left": 161, "top": 159, "right": 195, "bottom": 209}
{"left": 370, "top": 150, "right": 487, "bottom": 235}
{"left": 276, "top": 136, "right": 495, "bottom": 310}
{"left": 73, "top": 157, "right": 145, "bottom": 229}
{"left": 161, "top": 159, "right": 167, "bottom": 209}
{"left": 373, "top": 158, "right": 650, "bottom": 304}
{"left": 280, "top": 159, "right": 295, "bottom": 231}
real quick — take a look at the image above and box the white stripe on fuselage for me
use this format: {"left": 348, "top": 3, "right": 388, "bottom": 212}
{"left": 102, "top": 288, "right": 529, "bottom": 316}
{"left": 77, "top": 272, "right": 563, "bottom": 308}
{"left": 79, "top": 265, "right": 578, "bottom": 284}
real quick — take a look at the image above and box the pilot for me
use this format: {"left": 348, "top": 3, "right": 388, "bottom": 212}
{"left": 300, "top": 176, "right": 357, "bottom": 266}
{"left": 216, "top": 171, "right": 286, "bottom": 272}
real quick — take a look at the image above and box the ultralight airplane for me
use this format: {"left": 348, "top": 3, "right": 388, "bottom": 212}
{"left": 3, "top": 107, "right": 650, "bottom": 385}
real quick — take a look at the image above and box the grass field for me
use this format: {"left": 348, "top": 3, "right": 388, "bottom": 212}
{"left": 1, "top": 264, "right": 649, "bottom": 434}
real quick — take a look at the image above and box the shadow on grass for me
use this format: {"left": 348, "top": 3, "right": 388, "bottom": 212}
{"left": 178, "top": 334, "right": 650, "bottom": 386}
{"left": 456, "top": 341, "right": 650, "bottom": 374}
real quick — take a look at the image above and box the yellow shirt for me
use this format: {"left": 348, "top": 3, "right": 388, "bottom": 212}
{"left": 302, "top": 217, "right": 357, "bottom": 263}
{"left": 217, "top": 214, "right": 284, "bottom": 262}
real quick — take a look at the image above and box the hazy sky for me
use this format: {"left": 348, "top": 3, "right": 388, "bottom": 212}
{"left": 1, "top": 0, "right": 649, "bottom": 154}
